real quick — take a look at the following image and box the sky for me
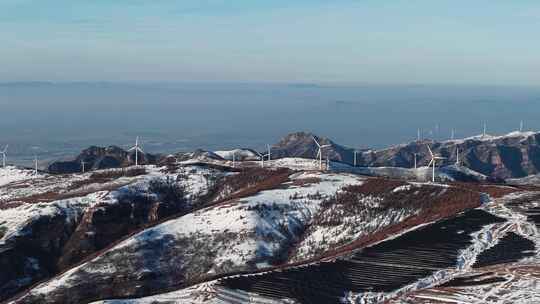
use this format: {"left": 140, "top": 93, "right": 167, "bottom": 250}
{"left": 1, "top": 1, "right": 540, "bottom": 85}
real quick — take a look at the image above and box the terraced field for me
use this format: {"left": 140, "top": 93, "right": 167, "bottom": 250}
{"left": 525, "top": 206, "right": 540, "bottom": 228}
{"left": 218, "top": 209, "right": 505, "bottom": 304}
{"left": 439, "top": 272, "right": 508, "bottom": 288}
{"left": 472, "top": 232, "right": 536, "bottom": 269}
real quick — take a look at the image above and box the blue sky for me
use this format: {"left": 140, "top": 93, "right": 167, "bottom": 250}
{"left": 1, "top": 1, "right": 539, "bottom": 85}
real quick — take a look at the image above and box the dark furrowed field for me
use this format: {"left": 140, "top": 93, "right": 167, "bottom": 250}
{"left": 473, "top": 232, "right": 536, "bottom": 269}
{"left": 218, "top": 209, "right": 505, "bottom": 304}
{"left": 525, "top": 206, "right": 540, "bottom": 229}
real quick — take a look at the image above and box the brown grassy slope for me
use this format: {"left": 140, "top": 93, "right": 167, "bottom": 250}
{"left": 288, "top": 178, "right": 483, "bottom": 263}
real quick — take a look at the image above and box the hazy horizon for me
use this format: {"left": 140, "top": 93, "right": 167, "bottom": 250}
{"left": 1, "top": 82, "right": 539, "bottom": 166}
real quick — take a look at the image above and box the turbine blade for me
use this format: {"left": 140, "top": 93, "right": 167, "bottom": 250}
{"left": 128, "top": 146, "right": 136, "bottom": 152}
{"left": 427, "top": 145, "right": 434, "bottom": 157}
{"left": 428, "top": 159, "right": 433, "bottom": 167}
{"left": 312, "top": 136, "right": 321, "bottom": 148}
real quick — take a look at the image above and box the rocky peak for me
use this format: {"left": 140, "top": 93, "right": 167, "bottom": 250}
{"left": 47, "top": 145, "right": 157, "bottom": 174}
{"left": 271, "top": 132, "right": 352, "bottom": 162}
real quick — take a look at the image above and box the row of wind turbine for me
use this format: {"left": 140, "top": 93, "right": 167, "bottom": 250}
{"left": 418, "top": 121, "right": 526, "bottom": 142}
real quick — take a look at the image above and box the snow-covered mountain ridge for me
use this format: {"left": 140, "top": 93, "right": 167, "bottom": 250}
{"left": 1, "top": 134, "right": 539, "bottom": 304}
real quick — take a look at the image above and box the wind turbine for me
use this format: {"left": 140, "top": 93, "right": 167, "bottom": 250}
{"left": 483, "top": 122, "right": 487, "bottom": 138}
{"left": 266, "top": 144, "right": 271, "bottom": 161}
{"left": 451, "top": 129, "right": 455, "bottom": 140}
{"left": 326, "top": 157, "right": 330, "bottom": 171}
{"left": 353, "top": 150, "right": 358, "bottom": 167}
{"left": 128, "top": 137, "right": 144, "bottom": 166}
{"left": 417, "top": 128, "right": 421, "bottom": 141}
{"left": 0, "top": 144, "right": 7, "bottom": 168}
{"left": 34, "top": 154, "right": 38, "bottom": 175}
{"left": 232, "top": 150, "right": 236, "bottom": 168}
{"left": 255, "top": 149, "right": 269, "bottom": 168}
{"left": 455, "top": 147, "right": 460, "bottom": 166}
{"left": 81, "top": 160, "right": 86, "bottom": 173}
{"left": 313, "top": 136, "right": 331, "bottom": 170}
{"left": 520, "top": 120, "right": 524, "bottom": 132}
{"left": 427, "top": 145, "right": 446, "bottom": 183}
{"left": 413, "top": 153, "right": 417, "bottom": 169}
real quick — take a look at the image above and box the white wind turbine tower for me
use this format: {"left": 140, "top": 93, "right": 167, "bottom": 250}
{"left": 128, "top": 137, "right": 144, "bottom": 166}
{"left": 451, "top": 129, "right": 455, "bottom": 140}
{"left": 312, "top": 136, "right": 331, "bottom": 171}
{"left": 326, "top": 157, "right": 330, "bottom": 171}
{"left": 483, "top": 122, "right": 487, "bottom": 138}
{"left": 427, "top": 145, "right": 446, "bottom": 183}
{"left": 455, "top": 147, "right": 460, "bottom": 166}
{"left": 34, "top": 154, "right": 38, "bottom": 175}
{"left": 0, "top": 144, "right": 8, "bottom": 168}
{"left": 413, "top": 153, "right": 417, "bottom": 169}
{"left": 81, "top": 160, "right": 86, "bottom": 173}
{"left": 417, "top": 128, "right": 421, "bottom": 141}
{"left": 520, "top": 120, "right": 524, "bottom": 132}
{"left": 353, "top": 150, "right": 358, "bottom": 167}
{"left": 232, "top": 151, "right": 236, "bottom": 168}
{"left": 266, "top": 144, "right": 271, "bottom": 161}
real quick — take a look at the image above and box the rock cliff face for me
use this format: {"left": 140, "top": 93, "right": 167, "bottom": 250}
{"left": 271, "top": 131, "right": 540, "bottom": 179}
{"left": 0, "top": 199, "right": 86, "bottom": 300}
{"left": 48, "top": 146, "right": 158, "bottom": 174}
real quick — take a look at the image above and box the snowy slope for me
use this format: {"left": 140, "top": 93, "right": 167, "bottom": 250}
{"left": 448, "top": 131, "right": 538, "bottom": 145}
{"left": 0, "top": 166, "right": 39, "bottom": 187}
{"left": 214, "top": 149, "right": 259, "bottom": 161}
{"left": 331, "top": 161, "right": 488, "bottom": 182}
{"left": 0, "top": 192, "right": 102, "bottom": 246}
{"left": 11, "top": 172, "right": 362, "bottom": 304}
{"left": 0, "top": 164, "right": 231, "bottom": 302}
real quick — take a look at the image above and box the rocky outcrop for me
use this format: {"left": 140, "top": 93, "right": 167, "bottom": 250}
{"left": 57, "top": 185, "right": 189, "bottom": 271}
{"left": 0, "top": 202, "right": 85, "bottom": 300}
{"left": 47, "top": 146, "right": 158, "bottom": 174}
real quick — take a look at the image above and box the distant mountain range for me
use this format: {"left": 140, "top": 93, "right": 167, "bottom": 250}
{"left": 47, "top": 130, "right": 540, "bottom": 180}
